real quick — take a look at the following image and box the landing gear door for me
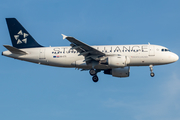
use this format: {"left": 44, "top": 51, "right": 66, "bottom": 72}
{"left": 149, "top": 45, "right": 155, "bottom": 56}
{"left": 39, "top": 49, "right": 46, "bottom": 59}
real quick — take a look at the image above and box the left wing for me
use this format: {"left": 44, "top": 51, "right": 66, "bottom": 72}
{"left": 62, "top": 34, "right": 105, "bottom": 61}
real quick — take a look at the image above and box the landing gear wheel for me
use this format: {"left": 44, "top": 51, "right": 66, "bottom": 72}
{"left": 149, "top": 65, "right": 155, "bottom": 77}
{"left": 89, "top": 69, "right": 96, "bottom": 76}
{"left": 150, "top": 72, "right": 155, "bottom": 77}
{"left": 92, "top": 75, "right": 99, "bottom": 82}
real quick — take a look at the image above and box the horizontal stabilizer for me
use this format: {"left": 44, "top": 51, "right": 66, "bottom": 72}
{"left": 3, "top": 45, "right": 27, "bottom": 55}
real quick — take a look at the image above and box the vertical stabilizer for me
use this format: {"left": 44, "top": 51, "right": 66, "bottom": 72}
{"left": 6, "top": 18, "right": 43, "bottom": 48}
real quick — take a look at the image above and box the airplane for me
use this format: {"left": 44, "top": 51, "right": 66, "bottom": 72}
{"left": 2, "top": 18, "right": 179, "bottom": 82}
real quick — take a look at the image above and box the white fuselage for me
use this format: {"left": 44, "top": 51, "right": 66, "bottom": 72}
{"left": 2, "top": 44, "right": 179, "bottom": 69}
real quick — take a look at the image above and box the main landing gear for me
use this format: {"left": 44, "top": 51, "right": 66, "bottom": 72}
{"left": 149, "top": 65, "right": 155, "bottom": 77}
{"left": 89, "top": 69, "right": 99, "bottom": 82}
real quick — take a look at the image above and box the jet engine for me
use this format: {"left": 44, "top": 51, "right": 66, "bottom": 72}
{"left": 104, "top": 66, "right": 130, "bottom": 77}
{"left": 100, "top": 56, "right": 130, "bottom": 67}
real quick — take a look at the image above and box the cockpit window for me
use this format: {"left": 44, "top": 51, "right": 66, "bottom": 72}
{"left": 161, "top": 49, "right": 170, "bottom": 52}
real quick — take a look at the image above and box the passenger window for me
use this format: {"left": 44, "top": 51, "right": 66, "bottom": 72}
{"left": 162, "top": 49, "right": 164, "bottom": 51}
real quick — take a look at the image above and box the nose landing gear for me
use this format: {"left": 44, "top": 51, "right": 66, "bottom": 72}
{"left": 149, "top": 65, "right": 155, "bottom": 77}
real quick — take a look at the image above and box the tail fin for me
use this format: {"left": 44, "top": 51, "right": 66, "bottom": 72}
{"left": 6, "top": 18, "right": 43, "bottom": 48}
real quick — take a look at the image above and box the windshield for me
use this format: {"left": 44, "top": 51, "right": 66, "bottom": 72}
{"left": 161, "top": 49, "right": 170, "bottom": 52}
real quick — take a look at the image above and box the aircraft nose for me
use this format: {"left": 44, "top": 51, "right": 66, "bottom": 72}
{"left": 172, "top": 53, "right": 179, "bottom": 62}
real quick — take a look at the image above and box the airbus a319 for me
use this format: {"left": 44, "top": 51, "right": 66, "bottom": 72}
{"left": 2, "top": 18, "right": 179, "bottom": 82}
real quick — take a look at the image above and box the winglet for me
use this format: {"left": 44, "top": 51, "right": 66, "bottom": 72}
{"left": 61, "top": 34, "right": 67, "bottom": 40}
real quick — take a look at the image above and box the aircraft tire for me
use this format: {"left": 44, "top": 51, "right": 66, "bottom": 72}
{"left": 150, "top": 72, "right": 155, "bottom": 77}
{"left": 89, "top": 69, "right": 96, "bottom": 76}
{"left": 92, "top": 75, "right": 99, "bottom": 82}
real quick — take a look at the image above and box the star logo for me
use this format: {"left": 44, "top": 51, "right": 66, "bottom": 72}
{"left": 14, "top": 30, "right": 29, "bottom": 44}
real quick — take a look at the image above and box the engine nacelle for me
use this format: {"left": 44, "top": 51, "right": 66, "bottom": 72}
{"left": 104, "top": 67, "right": 130, "bottom": 78}
{"left": 100, "top": 56, "right": 130, "bottom": 67}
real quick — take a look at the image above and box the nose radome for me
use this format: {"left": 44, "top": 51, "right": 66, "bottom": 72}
{"left": 173, "top": 53, "right": 179, "bottom": 62}
{"left": 176, "top": 55, "right": 179, "bottom": 61}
